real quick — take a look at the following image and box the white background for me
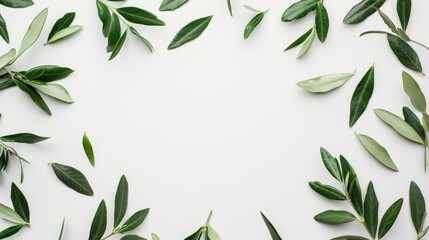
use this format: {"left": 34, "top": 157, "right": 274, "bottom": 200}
{"left": 0, "top": 0, "right": 428, "bottom": 239}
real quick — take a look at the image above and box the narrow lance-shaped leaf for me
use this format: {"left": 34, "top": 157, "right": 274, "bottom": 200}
{"left": 128, "top": 27, "right": 154, "bottom": 53}
{"left": 117, "top": 208, "right": 150, "bottom": 233}
{"left": 0, "top": 13, "right": 9, "bottom": 43}
{"left": 227, "top": 0, "right": 233, "bottom": 17}
{"left": 24, "top": 65, "right": 74, "bottom": 82}
{"left": 297, "top": 27, "right": 315, "bottom": 58}
{"left": 244, "top": 11, "right": 266, "bottom": 40}
{"left": 46, "top": 25, "right": 82, "bottom": 44}
{"left": 261, "top": 212, "right": 282, "bottom": 240}
{"left": 355, "top": 133, "right": 398, "bottom": 171}
{"left": 387, "top": 34, "right": 423, "bottom": 74}
{"left": 0, "top": 49, "right": 16, "bottom": 70}
{"left": 96, "top": 0, "right": 111, "bottom": 37}
{"left": 89, "top": 200, "right": 107, "bottom": 240}
{"left": 314, "top": 210, "right": 357, "bottom": 224}
{"left": 320, "top": 147, "right": 342, "bottom": 181}
{"left": 315, "top": 2, "right": 329, "bottom": 42}
{"left": 343, "top": 0, "right": 386, "bottom": 24}
{"left": 207, "top": 225, "right": 220, "bottom": 240}
{"left": 349, "top": 65, "right": 374, "bottom": 127}
{"left": 284, "top": 28, "right": 312, "bottom": 51}
{"left": 0, "top": 225, "right": 24, "bottom": 239}
{"left": 378, "top": 198, "right": 403, "bottom": 239}
{"left": 184, "top": 227, "right": 205, "bottom": 240}
{"left": 281, "top": 0, "right": 319, "bottom": 22}
{"left": 109, "top": 30, "right": 127, "bottom": 61}
{"left": 83, "top": 132, "right": 95, "bottom": 166}
{"left": 116, "top": 7, "right": 165, "bottom": 26}
{"left": 11, "top": 183, "right": 30, "bottom": 223}
{"left": 107, "top": 13, "right": 121, "bottom": 52}
{"left": 410, "top": 181, "right": 426, "bottom": 233}
{"left": 331, "top": 236, "right": 370, "bottom": 240}
{"left": 0, "top": 133, "right": 48, "bottom": 144}
{"left": 377, "top": 9, "right": 397, "bottom": 34}
{"left": 364, "top": 182, "right": 379, "bottom": 238}
{"left": 296, "top": 70, "right": 355, "bottom": 93}
{"left": 0, "top": 0, "right": 33, "bottom": 8}
{"left": 151, "top": 233, "right": 160, "bottom": 240}
{"left": 309, "top": 181, "right": 347, "bottom": 200}
{"left": 0, "top": 204, "right": 27, "bottom": 225}
{"left": 402, "top": 71, "right": 426, "bottom": 113}
{"left": 50, "top": 163, "right": 94, "bottom": 196}
{"left": 397, "top": 0, "right": 411, "bottom": 30}
{"left": 48, "top": 12, "right": 75, "bottom": 40}
{"left": 114, "top": 175, "right": 128, "bottom": 228}
{"left": 25, "top": 81, "right": 74, "bottom": 103}
{"left": 403, "top": 107, "right": 425, "bottom": 141}
{"left": 159, "top": 0, "right": 189, "bottom": 11}
{"left": 168, "top": 15, "right": 213, "bottom": 50}
{"left": 120, "top": 235, "right": 146, "bottom": 240}
{"left": 13, "top": 79, "right": 52, "bottom": 115}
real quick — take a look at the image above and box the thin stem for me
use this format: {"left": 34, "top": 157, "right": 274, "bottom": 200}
{"left": 205, "top": 210, "right": 213, "bottom": 225}
{"left": 411, "top": 40, "right": 429, "bottom": 51}
{"left": 101, "top": 232, "right": 115, "bottom": 240}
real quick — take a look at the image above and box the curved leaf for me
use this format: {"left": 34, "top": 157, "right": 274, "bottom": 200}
{"left": 297, "top": 28, "right": 315, "bottom": 58}
{"left": 107, "top": 13, "right": 121, "bottom": 52}
{"left": 284, "top": 28, "right": 313, "bottom": 51}
{"left": 244, "top": 12, "right": 265, "bottom": 39}
{"left": 89, "top": 200, "right": 107, "bottom": 240}
{"left": 24, "top": 65, "right": 74, "bottom": 82}
{"left": 109, "top": 30, "right": 127, "bottom": 61}
{"left": 0, "top": 0, "right": 33, "bottom": 8}
{"left": 168, "top": 15, "right": 213, "bottom": 50}
{"left": 0, "top": 14, "right": 9, "bottom": 43}
{"left": 261, "top": 212, "right": 282, "bottom": 240}
{"left": 48, "top": 12, "right": 75, "bottom": 40}
{"left": 296, "top": 70, "right": 355, "bottom": 93}
{"left": 315, "top": 3, "right": 329, "bottom": 42}
{"left": 0, "top": 225, "right": 23, "bottom": 239}
{"left": 410, "top": 181, "right": 426, "bottom": 233}
{"left": 355, "top": 133, "right": 398, "bottom": 171}
{"left": 402, "top": 71, "right": 426, "bottom": 113}
{"left": 50, "top": 163, "right": 94, "bottom": 196}
{"left": 320, "top": 147, "right": 341, "bottom": 181}
{"left": 46, "top": 25, "right": 82, "bottom": 44}
{"left": 349, "top": 65, "right": 374, "bottom": 127}
{"left": 309, "top": 181, "right": 346, "bottom": 200}
{"left": 343, "top": 0, "right": 386, "bottom": 24}
{"left": 159, "top": 0, "right": 189, "bottom": 11}
{"left": 0, "top": 204, "right": 27, "bottom": 225}
{"left": 403, "top": 107, "right": 425, "bottom": 141}
{"left": 96, "top": 0, "right": 111, "bottom": 37}
{"left": 114, "top": 175, "right": 128, "bottom": 228}
{"left": 13, "top": 79, "right": 51, "bottom": 115}
{"left": 117, "top": 7, "right": 165, "bottom": 26}
{"left": 10, "top": 183, "right": 29, "bottom": 223}
{"left": 387, "top": 34, "right": 422, "bottom": 73}
{"left": 378, "top": 198, "right": 403, "bottom": 239}
{"left": 0, "top": 49, "right": 16, "bottom": 69}
{"left": 26, "top": 80, "right": 74, "bottom": 103}
{"left": 82, "top": 132, "right": 95, "bottom": 166}
{"left": 117, "top": 208, "right": 150, "bottom": 233}
{"left": 281, "top": 0, "right": 319, "bottom": 22}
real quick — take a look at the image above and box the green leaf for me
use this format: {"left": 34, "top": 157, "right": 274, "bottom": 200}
{"left": 403, "top": 107, "right": 425, "bottom": 141}
{"left": 117, "top": 7, "right": 165, "bottom": 26}
{"left": 0, "top": 204, "right": 27, "bottom": 225}
{"left": 207, "top": 225, "right": 220, "bottom": 240}
{"left": 24, "top": 65, "right": 74, "bottom": 82}
{"left": 96, "top": 0, "right": 111, "bottom": 38}
{"left": 284, "top": 28, "right": 313, "bottom": 51}
{"left": 13, "top": 79, "right": 51, "bottom": 115}
{"left": 378, "top": 198, "right": 403, "bottom": 239}
{"left": 14, "top": 8, "right": 49, "bottom": 62}
{"left": 244, "top": 12, "right": 265, "bottom": 39}
{"left": 159, "top": 0, "right": 189, "bottom": 11}
{"left": 50, "top": 163, "right": 94, "bottom": 196}
{"left": 227, "top": 0, "right": 233, "bottom": 17}
{"left": 331, "top": 236, "right": 370, "bottom": 240}
{"left": 120, "top": 235, "right": 147, "bottom": 240}
{"left": 397, "top": 0, "right": 411, "bottom": 30}
{"left": 128, "top": 26, "right": 154, "bottom": 53}
{"left": 89, "top": 200, "right": 107, "bottom": 240}
{"left": 349, "top": 65, "right": 375, "bottom": 127}
{"left": 410, "top": 181, "right": 426, "bottom": 233}
{"left": 0, "top": 14, "right": 9, "bottom": 43}
{"left": 309, "top": 181, "right": 347, "bottom": 200}
{"left": 348, "top": 174, "right": 363, "bottom": 216}
{"left": 114, "top": 175, "right": 128, "bottom": 228}
{"left": 296, "top": 70, "right": 355, "bottom": 93}
{"left": 0, "top": 49, "right": 16, "bottom": 69}
{"left": 297, "top": 27, "right": 315, "bottom": 58}
{"left": 374, "top": 109, "right": 424, "bottom": 144}
{"left": 377, "top": 9, "right": 397, "bottom": 33}
{"left": 107, "top": 13, "right": 121, "bottom": 52}
{"left": 168, "top": 15, "right": 213, "bottom": 50}
{"left": 402, "top": 71, "right": 426, "bottom": 113}
{"left": 0, "top": 0, "right": 33, "bottom": 8}
{"left": 314, "top": 210, "right": 356, "bottom": 224}
{"left": 355, "top": 133, "right": 398, "bottom": 171}
{"left": 343, "top": 0, "right": 386, "bottom": 24}
{"left": 396, "top": 28, "right": 410, "bottom": 41}
{"left": 315, "top": 3, "right": 329, "bottom": 42}
{"left": 48, "top": 12, "right": 75, "bottom": 40}
{"left": 423, "top": 113, "right": 429, "bottom": 132}
{"left": 10, "top": 183, "right": 29, "bottom": 223}
{"left": 0, "top": 225, "right": 23, "bottom": 239}
{"left": 281, "top": 0, "right": 319, "bottom": 22}
{"left": 109, "top": 30, "right": 127, "bottom": 61}
{"left": 82, "top": 132, "right": 95, "bottom": 167}
{"left": 58, "top": 218, "right": 65, "bottom": 240}
{"left": 185, "top": 227, "right": 205, "bottom": 240}
{"left": 46, "top": 25, "right": 82, "bottom": 44}
{"left": 320, "top": 147, "right": 342, "bottom": 181}
{"left": 117, "top": 208, "right": 150, "bottom": 233}
{"left": 151, "top": 233, "right": 160, "bottom": 240}
{"left": 387, "top": 34, "right": 423, "bottom": 73}
{"left": 364, "top": 182, "right": 379, "bottom": 238}
{"left": 25, "top": 80, "right": 74, "bottom": 103}
{"left": 260, "top": 212, "right": 282, "bottom": 240}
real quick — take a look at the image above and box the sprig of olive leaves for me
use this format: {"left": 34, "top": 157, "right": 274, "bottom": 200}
{"left": 0, "top": 0, "right": 34, "bottom": 43}
{"left": 95, "top": 0, "right": 165, "bottom": 60}
{"left": 0, "top": 183, "right": 30, "bottom": 239}
{"left": 311, "top": 147, "right": 403, "bottom": 240}
{"left": 282, "top": 0, "right": 329, "bottom": 57}
{"left": 243, "top": 6, "right": 268, "bottom": 40}
{"left": 261, "top": 212, "right": 282, "bottom": 240}
{"left": 0, "top": 8, "right": 75, "bottom": 115}
{"left": 184, "top": 211, "right": 220, "bottom": 240}
{"left": 45, "top": 12, "right": 82, "bottom": 45}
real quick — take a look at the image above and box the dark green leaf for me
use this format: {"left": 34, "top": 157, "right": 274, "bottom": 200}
{"left": 284, "top": 28, "right": 312, "bottom": 51}
{"left": 117, "top": 7, "right": 165, "bottom": 26}
{"left": 281, "top": 0, "right": 319, "bottom": 22}
{"left": 331, "top": 236, "right": 369, "bottom": 240}
{"left": 168, "top": 15, "right": 213, "bottom": 50}
{"left": 114, "top": 175, "right": 128, "bottom": 228}
{"left": 24, "top": 65, "right": 74, "bottom": 82}
{"left": 109, "top": 30, "right": 127, "bottom": 61}
{"left": 89, "top": 200, "right": 107, "bottom": 240}
{"left": 348, "top": 174, "right": 363, "bottom": 216}
{"left": 117, "top": 208, "right": 150, "bottom": 233}
{"left": 397, "top": 0, "right": 411, "bottom": 30}
{"left": 48, "top": 12, "right": 75, "bottom": 40}
{"left": 340, "top": 155, "right": 356, "bottom": 182}
{"left": 349, "top": 65, "right": 374, "bottom": 127}
{"left": 0, "top": 225, "right": 23, "bottom": 239}
{"left": 58, "top": 218, "right": 65, "bottom": 240}
{"left": 343, "top": 0, "right": 386, "bottom": 24}
{"left": 314, "top": 210, "right": 356, "bottom": 224}
{"left": 320, "top": 147, "right": 342, "bottom": 182}
{"left": 387, "top": 34, "right": 423, "bottom": 73}
{"left": 128, "top": 27, "right": 154, "bottom": 53}
{"left": 96, "top": 0, "right": 111, "bottom": 38}
{"left": 13, "top": 79, "right": 51, "bottom": 115}
{"left": 227, "top": 0, "right": 233, "bottom": 17}
{"left": 260, "top": 212, "right": 282, "bottom": 240}
{"left": 0, "top": 76, "right": 14, "bottom": 91}
{"left": 1, "top": 133, "right": 49, "bottom": 144}
{"left": 0, "top": 0, "right": 33, "bottom": 8}
{"left": 309, "top": 181, "right": 347, "bottom": 200}
{"left": 107, "top": 13, "right": 121, "bottom": 52}
{"left": 159, "top": 0, "right": 189, "bottom": 11}
{"left": 315, "top": 3, "right": 329, "bottom": 42}
{"left": 378, "top": 198, "right": 403, "bottom": 239}
{"left": 0, "top": 14, "right": 9, "bottom": 43}
{"left": 50, "top": 163, "right": 94, "bottom": 196}
{"left": 120, "top": 235, "right": 147, "bottom": 240}
{"left": 402, "top": 71, "right": 426, "bottom": 113}
{"left": 82, "top": 132, "right": 95, "bottom": 166}
{"left": 364, "top": 182, "right": 378, "bottom": 238}
{"left": 410, "top": 181, "right": 426, "bottom": 233}
{"left": 244, "top": 12, "right": 265, "bottom": 39}
{"left": 185, "top": 227, "right": 205, "bottom": 240}
{"left": 403, "top": 107, "right": 425, "bottom": 141}
{"left": 10, "top": 183, "right": 29, "bottom": 223}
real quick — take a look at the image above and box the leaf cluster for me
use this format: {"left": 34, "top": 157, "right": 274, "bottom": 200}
{"left": 0, "top": 183, "right": 30, "bottom": 239}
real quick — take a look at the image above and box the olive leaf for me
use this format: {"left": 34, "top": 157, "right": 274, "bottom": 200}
{"left": 46, "top": 25, "right": 82, "bottom": 45}
{"left": 82, "top": 132, "right": 95, "bottom": 167}
{"left": 284, "top": 28, "right": 312, "bottom": 51}
{"left": 49, "top": 163, "right": 94, "bottom": 196}
{"left": 281, "top": 0, "right": 319, "bottom": 22}
{"left": 10, "top": 183, "right": 30, "bottom": 223}
{"left": 261, "top": 212, "right": 282, "bottom": 240}
{"left": 355, "top": 133, "right": 398, "bottom": 171}
{"left": 168, "top": 15, "right": 213, "bottom": 50}
{"left": 0, "top": 133, "right": 49, "bottom": 143}
{"left": 117, "top": 7, "right": 165, "bottom": 26}
{"left": 114, "top": 175, "right": 128, "bottom": 228}
{"left": 0, "top": 49, "right": 15, "bottom": 69}
{"left": 296, "top": 69, "right": 355, "bottom": 93}
{"left": 227, "top": 0, "right": 233, "bottom": 17}
{"left": 309, "top": 181, "right": 346, "bottom": 200}
{"left": 109, "top": 30, "right": 127, "bottom": 61}
{"left": 349, "top": 65, "right": 375, "bottom": 127}
{"left": 184, "top": 211, "right": 218, "bottom": 240}
{"left": 403, "top": 107, "right": 425, "bottom": 141}
{"left": 159, "top": 0, "right": 189, "bottom": 11}
{"left": 315, "top": 2, "right": 329, "bottom": 42}
{"left": 297, "top": 27, "right": 315, "bottom": 58}
{"left": 46, "top": 12, "right": 82, "bottom": 45}
{"left": 314, "top": 210, "right": 357, "bottom": 224}
{"left": 151, "top": 233, "right": 160, "bottom": 240}
{"left": 96, "top": 0, "right": 111, "bottom": 38}
{"left": 0, "top": 13, "right": 9, "bottom": 43}
{"left": 243, "top": 7, "right": 268, "bottom": 39}
{"left": 0, "top": 0, "right": 33, "bottom": 8}
{"left": 397, "top": 0, "right": 411, "bottom": 30}
{"left": 343, "top": 0, "right": 386, "bottom": 24}
{"left": 58, "top": 218, "right": 65, "bottom": 240}
{"left": 387, "top": 34, "right": 423, "bottom": 74}
{"left": 0, "top": 183, "right": 30, "bottom": 239}
{"left": 89, "top": 200, "right": 107, "bottom": 240}
{"left": 364, "top": 182, "right": 378, "bottom": 238}
{"left": 0, "top": 225, "right": 24, "bottom": 239}
{"left": 378, "top": 199, "right": 403, "bottom": 239}
{"left": 402, "top": 71, "right": 426, "bottom": 113}
{"left": 410, "top": 182, "right": 428, "bottom": 239}
{"left": 107, "top": 13, "right": 121, "bottom": 52}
